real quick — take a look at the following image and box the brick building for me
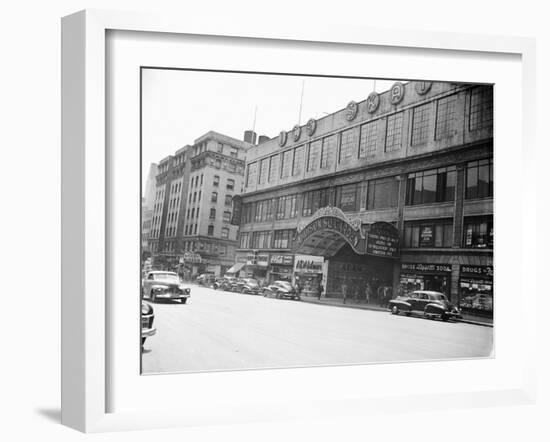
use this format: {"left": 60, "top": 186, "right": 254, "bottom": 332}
{"left": 236, "top": 81, "right": 493, "bottom": 317}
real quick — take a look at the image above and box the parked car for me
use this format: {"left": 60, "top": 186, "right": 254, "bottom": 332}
{"left": 142, "top": 271, "right": 191, "bottom": 303}
{"left": 141, "top": 301, "right": 156, "bottom": 346}
{"left": 196, "top": 273, "right": 215, "bottom": 286}
{"left": 213, "top": 276, "right": 237, "bottom": 291}
{"left": 388, "top": 290, "right": 462, "bottom": 321}
{"left": 263, "top": 280, "right": 300, "bottom": 300}
{"left": 234, "top": 278, "right": 261, "bottom": 295}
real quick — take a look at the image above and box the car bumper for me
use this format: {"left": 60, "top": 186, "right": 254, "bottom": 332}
{"left": 142, "top": 326, "right": 156, "bottom": 338}
{"left": 155, "top": 293, "right": 190, "bottom": 300}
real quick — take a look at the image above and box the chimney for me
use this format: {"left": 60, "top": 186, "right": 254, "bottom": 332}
{"left": 244, "top": 130, "right": 257, "bottom": 145}
{"left": 258, "top": 135, "right": 270, "bottom": 144}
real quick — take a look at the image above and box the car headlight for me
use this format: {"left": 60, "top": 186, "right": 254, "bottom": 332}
{"left": 141, "top": 304, "right": 151, "bottom": 315}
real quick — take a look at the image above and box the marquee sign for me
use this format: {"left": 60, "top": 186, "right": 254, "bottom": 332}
{"left": 365, "top": 222, "right": 399, "bottom": 258}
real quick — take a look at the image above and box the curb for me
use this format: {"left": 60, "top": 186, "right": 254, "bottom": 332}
{"left": 301, "top": 298, "right": 493, "bottom": 327}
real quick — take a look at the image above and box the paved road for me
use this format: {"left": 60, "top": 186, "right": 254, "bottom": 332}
{"left": 142, "top": 285, "right": 493, "bottom": 374}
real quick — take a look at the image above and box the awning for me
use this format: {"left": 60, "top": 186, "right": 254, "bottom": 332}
{"left": 226, "top": 262, "right": 245, "bottom": 274}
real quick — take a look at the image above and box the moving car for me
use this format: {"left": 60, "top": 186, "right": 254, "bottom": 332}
{"left": 234, "top": 278, "right": 260, "bottom": 295}
{"left": 141, "top": 301, "right": 156, "bottom": 346}
{"left": 263, "top": 280, "right": 300, "bottom": 300}
{"left": 196, "top": 273, "right": 215, "bottom": 286}
{"left": 388, "top": 290, "right": 462, "bottom": 321}
{"left": 142, "top": 271, "right": 191, "bottom": 303}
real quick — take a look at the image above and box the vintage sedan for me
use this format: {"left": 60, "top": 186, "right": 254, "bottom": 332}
{"left": 141, "top": 301, "right": 156, "bottom": 346}
{"left": 213, "top": 276, "right": 237, "bottom": 291}
{"left": 142, "top": 271, "right": 191, "bottom": 303}
{"left": 263, "top": 280, "right": 300, "bottom": 300}
{"left": 388, "top": 290, "right": 462, "bottom": 321}
{"left": 234, "top": 278, "right": 261, "bottom": 295}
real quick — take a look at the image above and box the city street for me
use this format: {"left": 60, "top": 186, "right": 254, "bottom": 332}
{"left": 142, "top": 285, "right": 493, "bottom": 374}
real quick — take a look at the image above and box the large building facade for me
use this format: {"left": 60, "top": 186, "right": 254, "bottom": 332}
{"left": 146, "top": 131, "right": 249, "bottom": 277}
{"left": 236, "top": 81, "right": 493, "bottom": 318}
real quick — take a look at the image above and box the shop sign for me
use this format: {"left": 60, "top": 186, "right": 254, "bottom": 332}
{"left": 294, "top": 254, "right": 324, "bottom": 274}
{"left": 183, "top": 252, "right": 202, "bottom": 263}
{"left": 366, "top": 222, "right": 399, "bottom": 258}
{"left": 401, "top": 263, "right": 452, "bottom": 273}
{"left": 270, "top": 254, "right": 294, "bottom": 266}
{"left": 460, "top": 265, "right": 493, "bottom": 278}
{"left": 257, "top": 254, "right": 269, "bottom": 267}
{"left": 235, "top": 254, "right": 248, "bottom": 264}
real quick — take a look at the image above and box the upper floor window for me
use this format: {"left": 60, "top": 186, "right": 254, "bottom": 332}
{"left": 464, "top": 216, "right": 493, "bottom": 248}
{"left": 292, "top": 146, "right": 305, "bottom": 176}
{"left": 465, "top": 159, "right": 493, "bottom": 199}
{"left": 209, "top": 208, "right": 216, "bottom": 219}
{"left": 339, "top": 128, "right": 359, "bottom": 163}
{"left": 227, "top": 178, "right": 235, "bottom": 190}
{"left": 268, "top": 155, "right": 279, "bottom": 182}
{"left": 411, "top": 103, "right": 431, "bottom": 146}
{"left": 320, "top": 135, "right": 336, "bottom": 169}
{"left": 213, "top": 175, "right": 220, "bottom": 186}
{"left": 225, "top": 195, "right": 232, "bottom": 206}
{"left": 359, "top": 121, "right": 378, "bottom": 158}
{"left": 258, "top": 158, "right": 269, "bottom": 185}
{"left": 403, "top": 219, "right": 454, "bottom": 248}
{"left": 435, "top": 95, "right": 456, "bottom": 140}
{"left": 273, "top": 229, "right": 296, "bottom": 249}
{"left": 280, "top": 150, "right": 293, "bottom": 178}
{"left": 367, "top": 177, "right": 399, "bottom": 210}
{"left": 307, "top": 140, "right": 321, "bottom": 172}
{"left": 229, "top": 147, "right": 238, "bottom": 158}
{"left": 469, "top": 86, "right": 493, "bottom": 131}
{"left": 215, "top": 158, "right": 222, "bottom": 169}
{"left": 211, "top": 191, "right": 218, "bottom": 203}
{"left": 207, "top": 225, "right": 214, "bottom": 236}
{"left": 223, "top": 211, "right": 231, "bottom": 223}
{"left": 385, "top": 112, "right": 404, "bottom": 152}
{"left": 246, "top": 162, "right": 257, "bottom": 187}
{"left": 217, "top": 143, "right": 223, "bottom": 153}
{"left": 239, "top": 232, "right": 250, "bottom": 248}
{"left": 221, "top": 227, "right": 230, "bottom": 239}
{"left": 302, "top": 188, "right": 332, "bottom": 217}
{"left": 406, "top": 166, "right": 456, "bottom": 205}
{"left": 335, "top": 183, "right": 360, "bottom": 212}
{"left": 276, "top": 195, "right": 297, "bottom": 220}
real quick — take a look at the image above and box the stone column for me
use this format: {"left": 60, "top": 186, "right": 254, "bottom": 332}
{"left": 393, "top": 173, "right": 408, "bottom": 294}
{"left": 451, "top": 163, "right": 466, "bottom": 304}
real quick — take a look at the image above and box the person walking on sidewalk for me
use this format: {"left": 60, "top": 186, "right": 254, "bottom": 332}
{"left": 317, "top": 282, "right": 323, "bottom": 301}
{"left": 342, "top": 280, "right": 348, "bottom": 304}
{"left": 364, "top": 282, "right": 372, "bottom": 304}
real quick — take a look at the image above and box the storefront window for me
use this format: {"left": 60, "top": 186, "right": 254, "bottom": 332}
{"left": 459, "top": 265, "right": 493, "bottom": 316}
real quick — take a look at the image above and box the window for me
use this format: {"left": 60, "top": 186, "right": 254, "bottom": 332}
{"left": 339, "top": 128, "right": 358, "bottom": 163}
{"left": 335, "top": 183, "right": 360, "bottom": 212}
{"left": 469, "top": 86, "right": 493, "bottom": 131}
{"left": 435, "top": 95, "right": 456, "bottom": 139}
{"left": 223, "top": 210, "right": 231, "bottom": 223}
{"left": 280, "top": 150, "right": 293, "bottom": 178}
{"left": 230, "top": 147, "right": 238, "bottom": 158}
{"left": 211, "top": 191, "right": 218, "bottom": 203}
{"left": 220, "top": 227, "right": 229, "bottom": 239}
{"left": 191, "top": 208, "right": 195, "bottom": 219}
{"left": 411, "top": 103, "right": 431, "bottom": 145}
{"left": 403, "top": 220, "right": 454, "bottom": 248}
{"left": 219, "top": 245, "right": 227, "bottom": 255}
{"left": 292, "top": 146, "right": 305, "bottom": 176}
{"left": 406, "top": 166, "right": 456, "bottom": 205}
{"left": 217, "top": 143, "right": 223, "bottom": 153}
{"left": 320, "top": 135, "right": 336, "bottom": 169}
{"left": 268, "top": 154, "right": 279, "bottom": 182}
{"left": 246, "top": 162, "right": 257, "bottom": 187}
{"left": 227, "top": 178, "right": 235, "bottom": 190}
{"left": 367, "top": 177, "right": 399, "bottom": 210}
{"left": 213, "top": 175, "right": 220, "bottom": 186}
{"left": 276, "top": 194, "right": 297, "bottom": 220}
{"left": 258, "top": 158, "right": 269, "bottom": 185}
{"left": 193, "top": 192, "right": 197, "bottom": 203}
{"left": 385, "top": 112, "right": 404, "bottom": 152}
{"left": 200, "top": 174, "right": 203, "bottom": 185}
{"left": 239, "top": 232, "right": 250, "bottom": 248}
{"left": 207, "top": 225, "right": 214, "bottom": 236}
{"left": 225, "top": 195, "right": 232, "bottom": 206}
{"left": 464, "top": 216, "right": 493, "bottom": 248}
{"left": 308, "top": 140, "right": 321, "bottom": 171}
{"left": 359, "top": 121, "right": 378, "bottom": 158}
{"left": 209, "top": 208, "right": 216, "bottom": 219}
{"left": 465, "top": 159, "right": 493, "bottom": 199}
{"left": 251, "top": 230, "right": 272, "bottom": 248}
{"left": 273, "top": 229, "right": 296, "bottom": 249}
{"left": 302, "top": 188, "right": 332, "bottom": 216}
{"left": 215, "top": 158, "right": 222, "bottom": 169}
{"left": 198, "top": 191, "right": 201, "bottom": 201}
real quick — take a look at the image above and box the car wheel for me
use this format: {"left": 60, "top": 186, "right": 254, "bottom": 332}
{"left": 181, "top": 298, "right": 187, "bottom": 304}
{"left": 391, "top": 305, "right": 399, "bottom": 315}
{"left": 441, "top": 313, "right": 449, "bottom": 322}
{"left": 405, "top": 311, "right": 412, "bottom": 316}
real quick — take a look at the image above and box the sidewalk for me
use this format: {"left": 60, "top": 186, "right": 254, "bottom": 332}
{"left": 300, "top": 295, "right": 493, "bottom": 327}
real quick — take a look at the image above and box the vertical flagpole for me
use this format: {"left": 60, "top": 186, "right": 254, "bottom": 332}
{"left": 252, "top": 106, "right": 257, "bottom": 138}
{"left": 298, "top": 80, "right": 305, "bottom": 125}
{"left": 373, "top": 79, "right": 377, "bottom": 92}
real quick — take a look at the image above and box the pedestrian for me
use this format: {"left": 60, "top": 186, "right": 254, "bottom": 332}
{"left": 342, "top": 280, "right": 348, "bottom": 304}
{"left": 365, "top": 282, "right": 372, "bottom": 304}
{"left": 353, "top": 285, "right": 359, "bottom": 303}
{"left": 377, "top": 285, "right": 384, "bottom": 306}
{"left": 317, "top": 282, "right": 323, "bottom": 301}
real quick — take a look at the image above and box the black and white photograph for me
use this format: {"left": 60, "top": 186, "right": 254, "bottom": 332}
{"left": 140, "top": 69, "right": 494, "bottom": 375}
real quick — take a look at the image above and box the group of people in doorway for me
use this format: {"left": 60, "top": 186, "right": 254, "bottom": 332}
{"left": 340, "top": 279, "right": 396, "bottom": 307}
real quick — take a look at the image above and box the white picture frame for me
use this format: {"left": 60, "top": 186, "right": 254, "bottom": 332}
{"left": 61, "top": 9, "right": 537, "bottom": 433}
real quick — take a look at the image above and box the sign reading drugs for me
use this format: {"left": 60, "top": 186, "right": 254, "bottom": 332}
{"left": 365, "top": 222, "right": 399, "bottom": 258}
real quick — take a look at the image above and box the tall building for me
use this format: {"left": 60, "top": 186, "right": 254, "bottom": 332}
{"left": 236, "top": 81, "right": 493, "bottom": 318}
{"left": 179, "top": 131, "right": 248, "bottom": 276}
{"left": 141, "top": 163, "right": 158, "bottom": 255}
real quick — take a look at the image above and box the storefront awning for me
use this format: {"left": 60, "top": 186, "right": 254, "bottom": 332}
{"left": 226, "top": 262, "right": 245, "bottom": 274}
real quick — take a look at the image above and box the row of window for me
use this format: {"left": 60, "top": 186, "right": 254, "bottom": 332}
{"left": 246, "top": 87, "right": 493, "bottom": 188}
{"left": 241, "top": 160, "right": 492, "bottom": 223}
{"left": 207, "top": 225, "right": 230, "bottom": 238}
{"left": 237, "top": 216, "right": 492, "bottom": 251}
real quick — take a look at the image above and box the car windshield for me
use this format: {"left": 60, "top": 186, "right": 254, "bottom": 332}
{"left": 245, "top": 279, "right": 259, "bottom": 286}
{"left": 431, "top": 294, "right": 448, "bottom": 301}
{"left": 153, "top": 273, "right": 180, "bottom": 283}
{"left": 276, "top": 281, "right": 292, "bottom": 290}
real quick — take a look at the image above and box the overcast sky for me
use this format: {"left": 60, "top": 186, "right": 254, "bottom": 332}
{"left": 142, "top": 69, "right": 398, "bottom": 190}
